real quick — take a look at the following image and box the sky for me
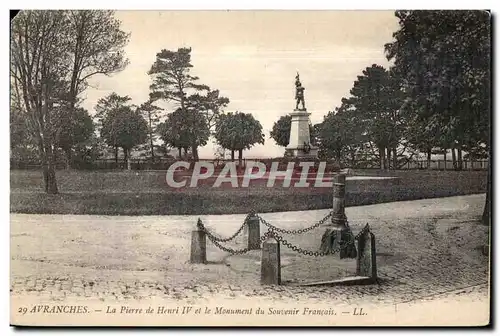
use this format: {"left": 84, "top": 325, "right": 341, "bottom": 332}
{"left": 83, "top": 10, "right": 400, "bottom": 159}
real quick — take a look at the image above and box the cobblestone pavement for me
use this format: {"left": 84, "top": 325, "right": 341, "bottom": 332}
{"left": 11, "top": 195, "right": 489, "bottom": 306}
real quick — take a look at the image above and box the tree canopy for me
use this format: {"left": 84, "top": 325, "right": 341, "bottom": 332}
{"left": 10, "top": 10, "right": 129, "bottom": 192}
{"left": 215, "top": 112, "right": 265, "bottom": 161}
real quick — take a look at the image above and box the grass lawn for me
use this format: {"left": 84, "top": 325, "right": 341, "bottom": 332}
{"left": 10, "top": 169, "right": 488, "bottom": 215}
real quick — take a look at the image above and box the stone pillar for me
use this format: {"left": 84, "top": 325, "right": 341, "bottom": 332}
{"left": 319, "top": 173, "right": 356, "bottom": 258}
{"left": 190, "top": 230, "right": 207, "bottom": 264}
{"left": 247, "top": 215, "right": 261, "bottom": 250}
{"left": 261, "top": 238, "right": 281, "bottom": 285}
{"left": 356, "top": 226, "right": 377, "bottom": 280}
{"left": 332, "top": 173, "right": 347, "bottom": 227}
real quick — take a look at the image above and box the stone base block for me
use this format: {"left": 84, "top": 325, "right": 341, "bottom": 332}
{"left": 301, "top": 276, "right": 376, "bottom": 287}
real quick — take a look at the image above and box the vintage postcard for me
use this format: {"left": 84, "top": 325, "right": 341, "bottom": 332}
{"left": 9, "top": 10, "right": 491, "bottom": 327}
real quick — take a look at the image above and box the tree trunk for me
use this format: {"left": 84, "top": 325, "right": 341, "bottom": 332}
{"left": 231, "top": 150, "right": 235, "bottom": 161}
{"left": 149, "top": 133, "right": 155, "bottom": 161}
{"left": 452, "top": 147, "right": 457, "bottom": 170}
{"left": 128, "top": 149, "right": 132, "bottom": 170}
{"left": 387, "top": 148, "right": 392, "bottom": 170}
{"left": 238, "top": 149, "right": 243, "bottom": 168}
{"left": 379, "top": 147, "right": 386, "bottom": 170}
{"left": 178, "top": 147, "right": 182, "bottom": 159}
{"left": 482, "top": 157, "right": 491, "bottom": 226}
{"left": 64, "top": 148, "right": 72, "bottom": 170}
{"left": 392, "top": 147, "right": 397, "bottom": 170}
{"left": 148, "top": 113, "right": 155, "bottom": 161}
{"left": 191, "top": 144, "right": 199, "bottom": 161}
{"left": 123, "top": 147, "right": 129, "bottom": 170}
{"left": 114, "top": 146, "right": 119, "bottom": 164}
{"left": 457, "top": 148, "right": 463, "bottom": 171}
{"left": 42, "top": 145, "right": 58, "bottom": 194}
{"left": 443, "top": 149, "right": 447, "bottom": 170}
{"left": 427, "top": 148, "right": 432, "bottom": 170}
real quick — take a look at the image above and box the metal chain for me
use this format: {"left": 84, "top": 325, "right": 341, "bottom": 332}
{"left": 197, "top": 216, "right": 249, "bottom": 243}
{"left": 270, "top": 230, "right": 332, "bottom": 256}
{"left": 355, "top": 223, "right": 371, "bottom": 240}
{"left": 268, "top": 230, "right": 360, "bottom": 257}
{"left": 256, "top": 212, "right": 333, "bottom": 235}
{"left": 197, "top": 215, "right": 371, "bottom": 257}
{"left": 206, "top": 230, "right": 273, "bottom": 255}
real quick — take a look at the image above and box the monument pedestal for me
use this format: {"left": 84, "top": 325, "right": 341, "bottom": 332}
{"left": 285, "top": 109, "right": 318, "bottom": 159}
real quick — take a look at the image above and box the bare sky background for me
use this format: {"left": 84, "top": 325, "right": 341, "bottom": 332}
{"left": 83, "top": 10, "right": 400, "bottom": 158}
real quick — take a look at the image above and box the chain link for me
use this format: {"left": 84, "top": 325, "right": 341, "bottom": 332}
{"left": 256, "top": 212, "right": 333, "bottom": 235}
{"left": 197, "top": 215, "right": 371, "bottom": 257}
{"left": 355, "top": 223, "right": 371, "bottom": 240}
{"left": 206, "top": 230, "right": 272, "bottom": 255}
{"left": 197, "top": 215, "right": 250, "bottom": 243}
{"left": 268, "top": 229, "right": 360, "bottom": 257}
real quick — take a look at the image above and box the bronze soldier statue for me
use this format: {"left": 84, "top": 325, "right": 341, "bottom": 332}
{"left": 295, "top": 72, "right": 306, "bottom": 110}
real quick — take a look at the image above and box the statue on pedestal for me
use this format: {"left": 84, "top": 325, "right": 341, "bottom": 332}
{"left": 295, "top": 72, "right": 306, "bottom": 110}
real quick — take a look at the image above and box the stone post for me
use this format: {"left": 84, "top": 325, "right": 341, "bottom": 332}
{"left": 319, "top": 173, "right": 356, "bottom": 258}
{"left": 190, "top": 229, "right": 207, "bottom": 264}
{"left": 331, "top": 173, "right": 347, "bottom": 227}
{"left": 261, "top": 237, "right": 281, "bottom": 285}
{"left": 356, "top": 225, "right": 377, "bottom": 280}
{"left": 247, "top": 215, "right": 261, "bottom": 250}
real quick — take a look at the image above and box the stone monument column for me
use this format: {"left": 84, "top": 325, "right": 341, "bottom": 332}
{"left": 284, "top": 73, "right": 318, "bottom": 159}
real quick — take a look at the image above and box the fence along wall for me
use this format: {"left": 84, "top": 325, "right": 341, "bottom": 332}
{"left": 10, "top": 158, "right": 489, "bottom": 171}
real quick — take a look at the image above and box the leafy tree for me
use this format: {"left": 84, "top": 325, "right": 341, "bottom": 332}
{"left": 189, "top": 89, "right": 230, "bottom": 131}
{"left": 54, "top": 106, "right": 95, "bottom": 169}
{"left": 66, "top": 10, "right": 129, "bottom": 110}
{"left": 157, "top": 108, "right": 210, "bottom": 159}
{"left": 270, "top": 115, "right": 316, "bottom": 148}
{"left": 10, "top": 10, "right": 129, "bottom": 193}
{"left": 95, "top": 93, "right": 132, "bottom": 162}
{"left": 101, "top": 106, "right": 148, "bottom": 169}
{"left": 215, "top": 112, "right": 265, "bottom": 165}
{"left": 138, "top": 101, "right": 163, "bottom": 161}
{"left": 317, "top": 101, "right": 365, "bottom": 164}
{"left": 385, "top": 10, "right": 491, "bottom": 224}
{"left": 347, "top": 64, "right": 404, "bottom": 169}
{"left": 148, "top": 47, "right": 214, "bottom": 160}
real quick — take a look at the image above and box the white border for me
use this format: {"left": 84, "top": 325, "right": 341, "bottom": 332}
{"left": 2, "top": 2, "right": 498, "bottom": 335}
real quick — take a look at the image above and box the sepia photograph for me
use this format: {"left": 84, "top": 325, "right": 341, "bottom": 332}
{"left": 9, "top": 8, "right": 491, "bottom": 327}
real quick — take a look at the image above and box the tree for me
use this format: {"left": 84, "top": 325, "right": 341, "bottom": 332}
{"left": 101, "top": 106, "right": 148, "bottom": 169}
{"left": 385, "top": 10, "right": 490, "bottom": 223}
{"left": 157, "top": 108, "right": 210, "bottom": 159}
{"left": 138, "top": 101, "right": 163, "bottom": 161}
{"left": 148, "top": 47, "right": 212, "bottom": 161}
{"left": 317, "top": 101, "right": 365, "bottom": 164}
{"left": 95, "top": 93, "right": 133, "bottom": 163}
{"left": 347, "top": 64, "right": 404, "bottom": 170}
{"left": 189, "top": 89, "right": 230, "bottom": 131}
{"left": 11, "top": 11, "right": 69, "bottom": 193}
{"left": 54, "top": 106, "right": 94, "bottom": 169}
{"left": 66, "top": 10, "right": 129, "bottom": 112}
{"left": 10, "top": 10, "right": 129, "bottom": 193}
{"left": 270, "top": 115, "right": 316, "bottom": 148}
{"left": 215, "top": 112, "right": 265, "bottom": 165}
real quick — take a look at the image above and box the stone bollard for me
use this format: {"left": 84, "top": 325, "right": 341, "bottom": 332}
{"left": 247, "top": 215, "right": 261, "bottom": 250}
{"left": 319, "top": 173, "right": 357, "bottom": 259}
{"left": 331, "top": 173, "right": 347, "bottom": 226}
{"left": 356, "top": 225, "right": 377, "bottom": 280}
{"left": 260, "top": 237, "right": 281, "bottom": 285}
{"left": 190, "top": 229, "right": 207, "bottom": 264}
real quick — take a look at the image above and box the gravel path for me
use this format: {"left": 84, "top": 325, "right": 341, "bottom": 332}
{"left": 10, "top": 194, "right": 490, "bottom": 325}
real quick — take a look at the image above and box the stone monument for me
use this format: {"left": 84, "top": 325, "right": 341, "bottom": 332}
{"left": 284, "top": 73, "right": 319, "bottom": 158}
